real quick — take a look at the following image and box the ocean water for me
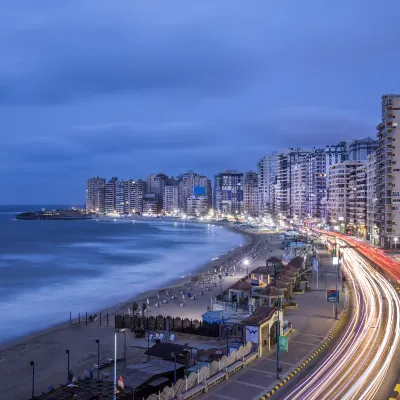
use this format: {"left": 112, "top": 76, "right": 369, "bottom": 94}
{"left": 0, "top": 205, "right": 247, "bottom": 344}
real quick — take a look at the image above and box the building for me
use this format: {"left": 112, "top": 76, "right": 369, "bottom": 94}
{"left": 124, "top": 179, "right": 145, "bottom": 214}
{"left": 86, "top": 177, "right": 106, "bottom": 214}
{"left": 375, "top": 94, "right": 400, "bottom": 248}
{"left": 163, "top": 185, "right": 179, "bottom": 213}
{"left": 304, "top": 149, "right": 327, "bottom": 220}
{"left": 244, "top": 171, "right": 259, "bottom": 217}
{"left": 105, "top": 177, "right": 118, "bottom": 214}
{"left": 366, "top": 152, "right": 378, "bottom": 244}
{"left": 257, "top": 153, "right": 278, "bottom": 216}
{"left": 327, "top": 161, "right": 365, "bottom": 233}
{"left": 115, "top": 179, "right": 125, "bottom": 214}
{"left": 214, "top": 170, "right": 244, "bottom": 215}
{"left": 186, "top": 195, "right": 209, "bottom": 217}
{"left": 325, "top": 142, "right": 349, "bottom": 180}
{"left": 275, "top": 149, "right": 310, "bottom": 223}
{"left": 348, "top": 137, "right": 378, "bottom": 161}
{"left": 177, "top": 171, "right": 212, "bottom": 212}
{"left": 290, "top": 160, "right": 307, "bottom": 223}
{"left": 143, "top": 194, "right": 160, "bottom": 215}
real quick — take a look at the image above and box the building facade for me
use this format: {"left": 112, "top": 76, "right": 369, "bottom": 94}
{"left": 366, "top": 152, "right": 378, "bottom": 244}
{"left": 348, "top": 137, "right": 378, "bottom": 161}
{"left": 375, "top": 94, "right": 400, "bottom": 248}
{"left": 86, "top": 177, "right": 106, "bottom": 213}
{"left": 163, "top": 185, "right": 179, "bottom": 213}
{"left": 257, "top": 153, "right": 278, "bottom": 216}
{"left": 186, "top": 196, "right": 209, "bottom": 217}
{"left": 327, "top": 161, "right": 365, "bottom": 232}
{"left": 214, "top": 170, "right": 244, "bottom": 215}
{"left": 123, "top": 179, "right": 145, "bottom": 214}
{"left": 244, "top": 171, "right": 259, "bottom": 217}
{"left": 177, "top": 171, "right": 212, "bottom": 212}
{"left": 275, "top": 149, "right": 310, "bottom": 222}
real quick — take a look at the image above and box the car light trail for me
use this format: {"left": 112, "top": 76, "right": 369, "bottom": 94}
{"left": 283, "top": 238, "right": 400, "bottom": 400}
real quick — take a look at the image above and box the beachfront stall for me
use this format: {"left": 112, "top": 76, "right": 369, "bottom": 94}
{"left": 266, "top": 256, "right": 285, "bottom": 276}
{"left": 228, "top": 280, "right": 253, "bottom": 302}
{"left": 250, "top": 266, "right": 270, "bottom": 286}
{"left": 242, "top": 305, "right": 283, "bottom": 356}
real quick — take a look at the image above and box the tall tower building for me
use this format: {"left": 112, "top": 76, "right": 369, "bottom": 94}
{"left": 348, "top": 137, "right": 378, "bottom": 161}
{"left": 123, "top": 179, "right": 145, "bottom": 214}
{"left": 86, "top": 177, "right": 106, "bottom": 214}
{"left": 178, "top": 171, "right": 212, "bottom": 212}
{"left": 214, "top": 170, "right": 244, "bottom": 215}
{"left": 105, "top": 177, "right": 118, "bottom": 214}
{"left": 257, "top": 153, "right": 278, "bottom": 216}
{"left": 366, "top": 152, "right": 378, "bottom": 244}
{"left": 244, "top": 171, "right": 259, "bottom": 217}
{"left": 163, "top": 185, "right": 179, "bottom": 213}
{"left": 375, "top": 94, "right": 400, "bottom": 248}
{"left": 275, "top": 149, "right": 310, "bottom": 222}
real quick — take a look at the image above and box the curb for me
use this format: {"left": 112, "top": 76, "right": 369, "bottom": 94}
{"left": 260, "top": 308, "right": 348, "bottom": 400}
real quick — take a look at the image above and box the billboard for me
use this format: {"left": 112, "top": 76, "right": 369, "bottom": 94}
{"left": 194, "top": 186, "right": 206, "bottom": 196}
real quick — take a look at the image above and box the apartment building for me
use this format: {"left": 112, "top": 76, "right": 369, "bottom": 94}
{"left": 257, "top": 153, "right": 278, "bottom": 216}
{"left": 244, "top": 171, "right": 259, "bottom": 217}
{"left": 123, "top": 179, "right": 145, "bottom": 214}
{"left": 375, "top": 94, "right": 400, "bottom": 248}
{"left": 86, "top": 177, "right": 106, "bottom": 213}
{"left": 163, "top": 185, "right": 179, "bottom": 213}
{"left": 186, "top": 196, "right": 209, "bottom": 217}
{"left": 348, "top": 137, "right": 378, "bottom": 161}
{"left": 290, "top": 160, "right": 307, "bottom": 223}
{"left": 275, "top": 148, "right": 310, "bottom": 222}
{"left": 327, "top": 161, "right": 365, "bottom": 232}
{"left": 214, "top": 170, "right": 244, "bottom": 215}
{"left": 366, "top": 152, "right": 378, "bottom": 244}
{"left": 178, "top": 171, "right": 212, "bottom": 212}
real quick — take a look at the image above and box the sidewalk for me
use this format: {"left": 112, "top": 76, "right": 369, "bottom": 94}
{"left": 199, "top": 242, "right": 346, "bottom": 400}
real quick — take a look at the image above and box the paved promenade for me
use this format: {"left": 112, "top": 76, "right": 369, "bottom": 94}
{"left": 200, "top": 241, "right": 347, "bottom": 400}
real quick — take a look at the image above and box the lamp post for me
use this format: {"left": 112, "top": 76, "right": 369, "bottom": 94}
{"left": 171, "top": 352, "right": 177, "bottom": 384}
{"left": 394, "top": 237, "right": 398, "bottom": 251}
{"left": 65, "top": 349, "right": 70, "bottom": 383}
{"left": 113, "top": 332, "right": 117, "bottom": 400}
{"left": 95, "top": 340, "right": 100, "bottom": 381}
{"left": 30, "top": 361, "right": 35, "bottom": 399}
{"left": 276, "top": 276, "right": 281, "bottom": 380}
{"left": 243, "top": 258, "right": 250, "bottom": 277}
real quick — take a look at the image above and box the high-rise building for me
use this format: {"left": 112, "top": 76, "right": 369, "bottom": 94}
{"left": 105, "top": 177, "right": 118, "bottom": 214}
{"left": 257, "top": 153, "right": 278, "bottom": 216}
{"left": 186, "top": 196, "right": 209, "bottom": 217}
{"left": 123, "top": 179, "right": 145, "bottom": 214}
{"left": 214, "top": 170, "right": 244, "bottom": 215}
{"left": 143, "top": 194, "right": 160, "bottom": 214}
{"left": 327, "top": 161, "right": 365, "bottom": 232}
{"left": 115, "top": 179, "right": 125, "bottom": 214}
{"left": 290, "top": 160, "right": 307, "bottom": 222}
{"left": 86, "top": 177, "right": 106, "bottom": 214}
{"left": 163, "top": 185, "right": 179, "bottom": 213}
{"left": 244, "top": 171, "right": 259, "bottom": 217}
{"left": 325, "top": 142, "right": 349, "bottom": 180}
{"left": 304, "top": 149, "right": 327, "bottom": 220}
{"left": 177, "top": 171, "right": 212, "bottom": 212}
{"left": 366, "top": 152, "right": 378, "bottom": 244}
{"left": 348, "top": 137, "right": 378, "bottom": 161}
{"left": 275, "top": 148, "right": 310, "bottom": 222}
{"left": 375, "top": 94, "right": 400, "bottom": 248}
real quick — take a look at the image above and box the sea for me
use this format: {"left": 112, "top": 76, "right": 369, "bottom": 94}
{"left": 0, "top": 205, "right": 247, "bottom": 345}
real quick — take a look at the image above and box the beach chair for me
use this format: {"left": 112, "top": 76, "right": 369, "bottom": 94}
{"left": 180, "top": 302, "right": 184, "bottom": 307}
{"left": 162, "top": 299, "right": 168, "bottom": 304}
{"left": 170, "top": 334, "right": 175, "bottom": 342}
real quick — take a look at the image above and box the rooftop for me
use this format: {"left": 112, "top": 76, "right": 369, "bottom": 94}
{"left": 229, "top": 280, "right": 253, "bottom": 291}
{"left": 241, "top": 306, "right": 277, "bottom": 326}
{"left": 251, "top": 266, "right": 269, "bottom": 275}
{"left": 266, "top": 256, "right": 282, "bottom": 264}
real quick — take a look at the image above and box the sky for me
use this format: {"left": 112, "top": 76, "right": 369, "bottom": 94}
{"left": 1, "top": 0, "right": 400, "bottom": 205}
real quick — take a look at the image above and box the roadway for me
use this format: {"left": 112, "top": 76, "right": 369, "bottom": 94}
{"left": 275, "top": 235, "right": 400, "bottom": 400}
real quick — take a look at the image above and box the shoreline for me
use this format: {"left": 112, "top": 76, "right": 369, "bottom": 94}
{"left": 0, "top": 224, "right": 255, "bottom": 351}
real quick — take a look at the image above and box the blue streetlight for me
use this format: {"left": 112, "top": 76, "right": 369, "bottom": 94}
{"left": 30, "top": 361, "right": 35, "bottom": 399}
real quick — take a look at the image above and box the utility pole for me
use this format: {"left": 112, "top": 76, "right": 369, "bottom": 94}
{"left": 335, "top": 241, "right": 339, "bottom": 320}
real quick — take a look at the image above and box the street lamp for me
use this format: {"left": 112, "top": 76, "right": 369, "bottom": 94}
{"left": 243, "top": 258, "right": 250, "bottom": 277}
{"left": 171, "top": 352, "right": 177, "bottom": 384}
{"left": 30, "top": 361, "right": 35, "bottom": 399}
{"left": 95, "top": 340, "right": 100, "bottom": 381}
{"left": 65, "top": 350, "right": 70, "bottom": 383}
{"left": 276, "top": 277, "right": 282, "bottom": 380}
{"left": 394, "top": 237, "right": 398, "bottom": 250}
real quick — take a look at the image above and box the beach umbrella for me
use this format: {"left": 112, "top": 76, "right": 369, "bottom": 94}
{"left": 147, "top": 298, "right": 149, "bottom": 305}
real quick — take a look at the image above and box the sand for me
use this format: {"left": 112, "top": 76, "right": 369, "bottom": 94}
{"left": 0, "top": 228, "right": 280, "bottom": 400}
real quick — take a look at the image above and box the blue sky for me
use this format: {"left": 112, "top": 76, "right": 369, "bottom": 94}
{"left": 1, "top": 0, "right": 399, "bottom": 204}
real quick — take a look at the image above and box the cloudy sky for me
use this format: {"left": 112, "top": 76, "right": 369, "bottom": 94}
{"left": 1, "top": 0, "right": 399, "bottom": 204}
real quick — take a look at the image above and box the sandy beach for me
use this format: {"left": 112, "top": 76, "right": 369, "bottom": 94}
{"left": 0, "top": 227, "right": 280, "bottom": 400}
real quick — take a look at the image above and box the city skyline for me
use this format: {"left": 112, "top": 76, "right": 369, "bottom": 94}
{"left": 2, "top": 1, "right": 400, "bottom": 204}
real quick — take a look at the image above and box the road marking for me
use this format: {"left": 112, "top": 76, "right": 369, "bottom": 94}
{"left": 290, "top": 340, "right": 320, "bottom": 346}
{"left": 389, "top": 383, "right": 400, "bottom": 400}
{"left": 237, "top": 380, "right": 269, "bottom": 390}
{"left": 295, "top": 332, "right": 324, "bottom": 338}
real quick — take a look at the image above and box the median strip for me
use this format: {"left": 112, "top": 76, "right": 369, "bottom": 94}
{"left": 260, "top": 308, "right": 348, "bottom": 400}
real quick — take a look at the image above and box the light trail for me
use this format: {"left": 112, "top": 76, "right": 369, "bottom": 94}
{"left": 282, "top": 238, "right": 400, "bottom": 400}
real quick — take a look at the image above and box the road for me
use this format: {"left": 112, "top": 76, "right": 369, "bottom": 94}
{"left": 277, "top": 236, "right": 400, "bottom": 400}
